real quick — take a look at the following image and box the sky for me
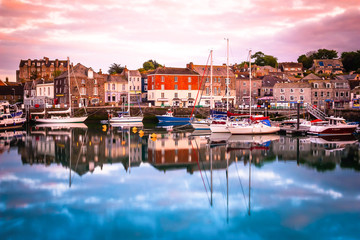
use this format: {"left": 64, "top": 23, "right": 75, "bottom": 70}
{"left": 1, "top": 0, "right": 360, "bottom": 82}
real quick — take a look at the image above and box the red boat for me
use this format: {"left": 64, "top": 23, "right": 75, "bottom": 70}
{"left": 308, "top": 116, "right": 358, "bottom": 136}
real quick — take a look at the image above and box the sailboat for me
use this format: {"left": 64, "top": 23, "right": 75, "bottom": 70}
{"left": 210, "top": 38, "right": 231, "bottom": 133}
{"left": 109, "top": 71, "right": 143, "bottom": 123}
{"left": 34, "top": 57, "right": 88, "bottom": 124}
{"left": 227, "top": 50, "right": 280, "bottom": 135}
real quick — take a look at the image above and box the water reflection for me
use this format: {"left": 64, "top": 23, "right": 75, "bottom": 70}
{"left": 1, "top": 124, "right": 360, "bottom": 239}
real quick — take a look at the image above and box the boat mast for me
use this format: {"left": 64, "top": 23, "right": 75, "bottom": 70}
{"left": 128, "top": 72, "right": 131, "bottom": 114}
{"left": 67, "top": 57, "right": 72, "bottom": 117}
{"left": 249, "top": 50, "right": 252, "bottom": 117}
{"left": 226, "top": 38, "right": 229, "bottom": 112}
{"left": 210, "top": 50, "right": 213, "bottom": 110}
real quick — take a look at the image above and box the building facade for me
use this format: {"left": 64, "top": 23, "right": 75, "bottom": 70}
{"left": 147, "top": 67, "right": 200, "bottom": 107}
{"left": 236, "top": 72, "right": 262, "bottom": 107}
{"left": 104, "top": 74, "right": 128, "bottom": 105}
{"left": 17, "top": 57, "right": 68, "bottom": 82}
{"left": 311, "top": 59, "right": 343, "bottom": 75}
{"left": 279, "top": 62, "right": 303, "bottom": 77}
{"left": 273, "top": 82, "right": 311, "bottom": 108}
{"left": 187, "top": 62, "right": 236, "bottom": 107}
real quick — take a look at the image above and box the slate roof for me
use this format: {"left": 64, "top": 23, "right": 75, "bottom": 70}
{"left": 274, "top": 82, "right": 311, "bottom": 88}
{"left": 279, "top": 62, "right": 303, "bottom": 69}
{"left": 261, "top": 75, "right": 289, "bottom": 87}
{"left": 149, "top": 67, "right": 200, "bottom": 75}
{"left": 349, "top": 80, "right": 360, "bottom": 90}
{"left": 191, "top": 64, "right": 235, "bottom": 77}
{"left": 302, "top": 73, "right": 322, "bottom": 81}
{"left": 106, "top": 74, "right": 127, "bottom": 83}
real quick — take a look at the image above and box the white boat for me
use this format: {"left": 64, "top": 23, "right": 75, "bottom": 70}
{"left": 227, "top": 134, "right": 280, "bottom": 143}
{"left": 191, "top": 118, "right": 211, "bottom": 130}
{"left": 33, "top": 57, "right": 88, "bottom": 124}
{"left": 0, "top": 113, "right": 26, "bottom": 129}
{"left": 228, "top": 121, "right": 280, "bottom": 135}
{"left": 35, "top": 122, "right": 88, "bottom": 129}
{"left": 308, "top": 116, "right": 358, "bottom": 136}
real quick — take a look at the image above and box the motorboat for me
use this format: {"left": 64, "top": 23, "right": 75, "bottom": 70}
{"left": 156, "top": 110, "right": 190, "bottom": 122}
{"left": 308, "top": 116, "right": 358, "bottom": 136}
{"left": 0, "top": 113, "right": 26, "bottom": 130}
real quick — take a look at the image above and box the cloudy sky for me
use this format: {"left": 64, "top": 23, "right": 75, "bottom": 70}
{"left": 1, "top": 0, "right": 360, "bottom": 81}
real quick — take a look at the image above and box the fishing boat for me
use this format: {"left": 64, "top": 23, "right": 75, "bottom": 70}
{"left": 34, "top": 57, "right": 88, "bottom": 124}
{"left": 308, "top": 116, "right": 358, "bottom": 136}
{"left": 156, "top": 109, "right": 191, "bottom": 122}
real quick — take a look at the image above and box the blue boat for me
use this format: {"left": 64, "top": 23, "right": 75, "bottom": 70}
{"left": 156, "top": 110, "right": 191, "bottom": 122}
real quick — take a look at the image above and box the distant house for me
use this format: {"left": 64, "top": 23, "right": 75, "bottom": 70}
{"left": 311, "top": 59, "right": 343, "bottom": 75}
{"left": 123, "top": 68, "right": 142, "bottom": 103}
{"left": 332, "top": 76, "right": 351, "bottom": 108}
{"left": 54, "top": 63, "right": 105, "bottom": 107}
{"left": 302, "top": 73, "right": 333, "bottom": 109}
{"left": 17, "top": 57, "right": 68, "bottom": 83}
{"left": 252, "top": 65, "right": 279, "bottom": 78}
{"left": 147, "top": 67, "right": 200, "bottom": 107}
{"left": 236, "top": 72, "right": 262, "bottom": 106}
{"left": 273, "top": 82, "right": 311, "bottom": 108}
{"left": 278, "top": 62, "right": 303, "bottom": 77}
{"left": 187, "top": 62, "right": 236, "bottom": 107}
{"left": 261, "top": 75, "right": 288, "bottom": 97}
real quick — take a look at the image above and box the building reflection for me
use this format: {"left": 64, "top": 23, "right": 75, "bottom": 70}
{"left": 13, "top": 125, "right": 360, "bottom": 177}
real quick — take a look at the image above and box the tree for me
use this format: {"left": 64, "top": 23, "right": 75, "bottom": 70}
{"left": 312, "top": 49, "right": 338, "bottom": 59}
{"left": 108, "top": 63, "right": 124, "bottom": 74}
{"left": 53, "top": 70, "right": 62, "bottom": 78}
{"left": 341, "top": 50, "right": 360, "bottom": 72}
{"left": 251, "top": 51, "right": 278, "bottom": 68}
{"left": 297, "top": 54, "right": 313, "bottom": 69}
{"left": 142, "top": 60, "right": 163, "bottom": 71}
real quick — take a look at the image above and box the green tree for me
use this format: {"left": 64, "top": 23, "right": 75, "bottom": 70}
{"left": 341, "top": 50, "right": 360, "bottom": 72}
{"left": 251, "top": 51, "right": 277, "bottom": 68}
{"left": 53, "top": 70, "right": 62, "bottom": 78}
{"left": 297, "top": 54, "right": 314, "bottom": 69}
{"left": 142, "top": 60, "right": 163, "bottom": 71}
{"left": 108, "top": 63, "right": 124, "bottom": 74}
{"left": 312, "top": 49, "right": 338, "bottom": 59}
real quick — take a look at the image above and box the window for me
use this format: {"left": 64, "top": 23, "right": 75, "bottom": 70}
{"left": 253, "top": 82, "right": 256, "bottom": 87}
{"left": 107, "top": 84, "right": 110, "bottom": 90}
{"left": 138, "top": 77, "right": 140, "bottom": 82}
{"left": 161, "top": 76, "right": 165, "bottom": 82}
{"left": 300, "top": 89, "right": 304, "bottom": 93}
{"left": 188, "top": 77, "right": 191, "bottom": 83}
{"left": 174, "top": 84, "right": 178, "bottom": 90}
{"left": 122, "top": 84, "right": 125, "bottom": 91}
{"left": 290, "top": 89, "right": 294, "bottom": 93}
{"left": 174, "top": 93, "right": 178, "bottom": 98}
{"left": 300, "top": 96, "right": 304, "bottom": 101}
{"left": 314, "top": 92, "right": 318, "bottom": 97}
{"left": 161, "top": 92, "right": 164, "bottom": 98}
{"left": 188, "top": 93, "right": 191, "bottom": 98}
{"left": 129, "top": 86, "right": 132, "bottom": 90}
{"left": 346, "top": 92, "right": 349, "bottom": 97}
{"left": 94, "top": 87, "right": 98, "bottom": 95}
{"left": 174, "top": 76, "right": 178, "bottom": 82}
{"left": 214, "top": 87, "right": 217, "bottom": 95}
{"left": 137, "top": 86, "right": 140, "bottom": 90}
{"left": 243, "top": 89, "right": 246, "bottom": 94}
{"left": 206, "top": 87, "right": 210, "bottom": 95}
{"left": 94, "top": 79, "right": 97, "bottom": 84}
{"left": 320, "top": 91, "right": 324, "bottom": 97}
{"left": 112, "top": 84, "right": 115, "bottom": 90}
{"left": 243, "top": 82, "right": 246, "bottom": 86}
{"left": 314, "top": 83, "right": 318, "bottom": 88}
{"left": 327, "top": 92, "right": 330, "bottom": 97}
{"left": 144, "top": 86, "right": 147, "bottom": 91}
{"left": 280, "top": 95, "right": 285, "bottom": 101}
{"left": 290, "top": 96, "right": 295, "bottom": 101}
{"left": 188, "top": 85, "right": 191, "bottom": 90}
{"left": 326, "top": 83, "right": 331, "bottom": 88}
{"left": 161, "top": 84, "right": 164, "bottom": 90}
{"left": 340, "top": 92, "right": 344, "bottom": 97}
{"left": 112, "top": 95, "right": 115, "bottom": 102}
{"left": 280, "top": 89, "right": 285, "bottom": 93}
{"left": 108, "top": 95, "right": 111, "bottom": 102}
{"left": 82, "top": 79, "right": 85, "bottom": 84}
{"left": 81, "top": 87, "right": 86, "bottom": 95}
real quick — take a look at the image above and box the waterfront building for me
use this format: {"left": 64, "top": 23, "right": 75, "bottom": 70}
{"left": 260, "top": 75, "right": 288, "bottom": 98}
{"left": 187, "top": 62, "right": 236, "bottom": 107}
{"left": 0, "top": 85, "right": 23, "bottom": 104}
{"left": 236, "top": 72, "right": 262, "bottom": 107}
{"left": 331, "top": 77, "right": 351, "bottom": 108}
{"left": 273, "top": 82, "right": 311, "bottom": 108}
{"left": 278, "top": 62, "right": 303, "bottom": 77}
{"left": 147, "top": 67, "right": 200, "bottom": 107}
{"left": 311, "top": 59, "right": 343, "bottom": 75}
{"left": 349, "top": 80, "right": 360, "bottom": 108}
{"left": 141, "top": 72, "right": 148, "bottom": 102}
{"left": 123, "top": 68, "right": 142, "bottom": 103}
{"left": 17, "top": 57, "right": 68, "bottom": 83}
{"left": 302, "top": 73, "right": 333, "bottom": 109}
{"left": 104, "top": 74, "right": 128, "bottom": 105}
{"left": 54, "top": 63, "right": 105, "bottom": 106}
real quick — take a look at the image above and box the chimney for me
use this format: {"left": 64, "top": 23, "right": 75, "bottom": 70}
{"left": 187, "top": 62, "right": 194, "bottom": 70}
{"left": 98, "top": 69, "right": 102, "bottom": 74}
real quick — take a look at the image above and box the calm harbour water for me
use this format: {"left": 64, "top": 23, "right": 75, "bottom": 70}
{"left": 1, "top": 123, "right": 360, "bottom": 240}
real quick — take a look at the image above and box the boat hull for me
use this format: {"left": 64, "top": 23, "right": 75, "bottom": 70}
{"left": 191, "top": 121, "right": 210, "bottom": 130}
{"left": 109, "top": 116, "right": 143, "bottom": 123}
{"left": 308, "top": 125, "right": 357, "bottom": 136}
{"left": 156, "top": 115, "right": 190, "bottom": 122}
{"left": 228, "top": 125, "right": 280, "bottom": 135}
{"left": 210, "top": 124, "right": 230, "bottom": 133}
{"left": 34, "top": 116, "right": 88, "bottom": 123}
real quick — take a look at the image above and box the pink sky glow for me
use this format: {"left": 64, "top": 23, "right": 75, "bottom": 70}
{"left": 1, "top": 0, "right": 360, "bottom": 81}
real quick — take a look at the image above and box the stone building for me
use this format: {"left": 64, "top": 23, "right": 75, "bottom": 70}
{"left": 302, "top": 73, "right": 333, "bottom": 109}
{"left": 273, "top": 82, "right": 311, "bottom": 108}
{"left": 235, "top": 72, "right": 262, "bottom": 107}
{"left": 311, "top": 59, "right": 343, "bottom": 75}
{"left": 278, "top": 62, "right": 303, "bottom": 77}
{"left": 17, "top": 57, "right": 68, "bottom": 82}
{"left": 54, "top": 63, "right": 105, "bottom": 106}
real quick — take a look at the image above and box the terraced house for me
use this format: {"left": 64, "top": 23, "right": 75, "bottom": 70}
{"left": 147, "top": 67, "right": 200, "bottom": 107}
